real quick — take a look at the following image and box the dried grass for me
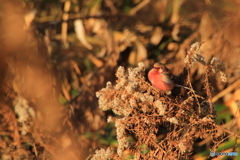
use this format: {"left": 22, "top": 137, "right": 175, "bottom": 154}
{"left": 0, "top": 0, "right": 240, "bottom": 159}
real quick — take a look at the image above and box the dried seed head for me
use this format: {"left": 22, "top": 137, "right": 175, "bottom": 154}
{"left": 184, "top": 42, "right": 206, "bottom": 67}
{"left": 116, "top": 66, "right": 125, "bottom": 78}
{"left": 106, "top": 81, "right": 112, "bottom": 89}
{"left": 210, "top": 57, "right": 226, "bottom": 72}
{"left": 107, "top": 116, "right": 114, "bottom": 123}
{"left": 91, "top": 148, "right": 113, "bottom": 160}
{"left": 210, "top": 57, "right": 227, "bottom": 82}
{"left": 115, "top": 119, "right": 128, "bottom": 156}
{"left": 166, "top": 117, "right": 179, "bottom": 124}
{"left": 138, "top": 62, "right": 145, "bottom": 71}
{"left": 154, "top": 100, "right": 166, "bottom": 116}
{"left": 220, "top": 71, "right": 227, "bottom": 82}
{"left": 129, "top": 98, "right": 137, "bottom": 108}
{"left": 95, "top": 91, "right": 100, "bottom": 98}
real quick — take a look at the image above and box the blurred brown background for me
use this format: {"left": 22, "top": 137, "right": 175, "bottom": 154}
{"left": 0, "top": 0, "right": 240, "bottom": 159}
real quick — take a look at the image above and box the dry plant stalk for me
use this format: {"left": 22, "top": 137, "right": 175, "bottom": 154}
{"left": 94, "top": 42, "right": 235, "bottom": 159}
{"left": 184, "top": 42, "right": 227, "bottom": 82}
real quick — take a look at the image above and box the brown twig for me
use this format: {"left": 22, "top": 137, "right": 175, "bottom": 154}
{"left": 129, "top": 0, "right": 151, "bottom": 15}
{"left": 203, "top": 65, "right": 213, "bottom": 113}
{"left": 212, "top": 79, "right": 240, "bottom": 103}
{"left": 214, "top": 124, "right": 240, "bottom": 139}
{"left": 186, "top": 68, "right": 202, "bottom": 114}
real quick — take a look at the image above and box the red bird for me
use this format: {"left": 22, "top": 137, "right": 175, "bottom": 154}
{"left": 148, "top": 62, "right": 175, "bottom": 92}
{"left": 148, "top": 62, "right": 193, "bottom": 92}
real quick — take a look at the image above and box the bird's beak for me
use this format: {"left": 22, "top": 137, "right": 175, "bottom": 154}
{"left": 161, "top": 72, "right": 168, "bottom": 75}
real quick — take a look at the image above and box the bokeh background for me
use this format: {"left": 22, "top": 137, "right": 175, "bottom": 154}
{"left": 0, "top": 0, "right": 240, "bottom": 159}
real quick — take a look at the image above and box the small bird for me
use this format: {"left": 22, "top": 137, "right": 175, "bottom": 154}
{"left": 148, "top": 62, "right": 192, "bottom": 92}
{"left": 148, "top": 62, "right": 175, "bottom": 92}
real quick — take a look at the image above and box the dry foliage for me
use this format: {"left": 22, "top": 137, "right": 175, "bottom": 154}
{"left": 0, "top": 0, "right": 240, "bottom": 160}
{"left": 95, "top": 42, "right": 233, "bottom": 160}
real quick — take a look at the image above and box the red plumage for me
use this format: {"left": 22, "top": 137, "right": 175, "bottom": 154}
{"left": 148, "top": 62, "right": 175, "bottom": 92}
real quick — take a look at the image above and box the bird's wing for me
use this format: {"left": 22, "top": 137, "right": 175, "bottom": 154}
{"left": 162, "top": 67, "right": 174, "bottom": 79}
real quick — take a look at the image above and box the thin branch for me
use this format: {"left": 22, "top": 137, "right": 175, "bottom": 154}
{"left": 203, "top": 66, "right": 213, "bottom": 113}
{"left": 214, "top": 124, "right": 240, "bottom": 139}
{"left": 130, "top": 0, "right": 151, "bottom": 15}
{"left": 212, "top": 79, "right": 240, "bottom": 103}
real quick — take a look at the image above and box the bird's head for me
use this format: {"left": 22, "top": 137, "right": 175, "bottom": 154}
{"left": 153, "top": 62, "right": 167, "bottom": 74}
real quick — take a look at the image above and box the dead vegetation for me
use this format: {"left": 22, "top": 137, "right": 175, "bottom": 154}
{"left": 95, "top": 42, "right": 230, "bottom": 160}
{"left": 0, "top": 0, "right": 240, "bottom": 160}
